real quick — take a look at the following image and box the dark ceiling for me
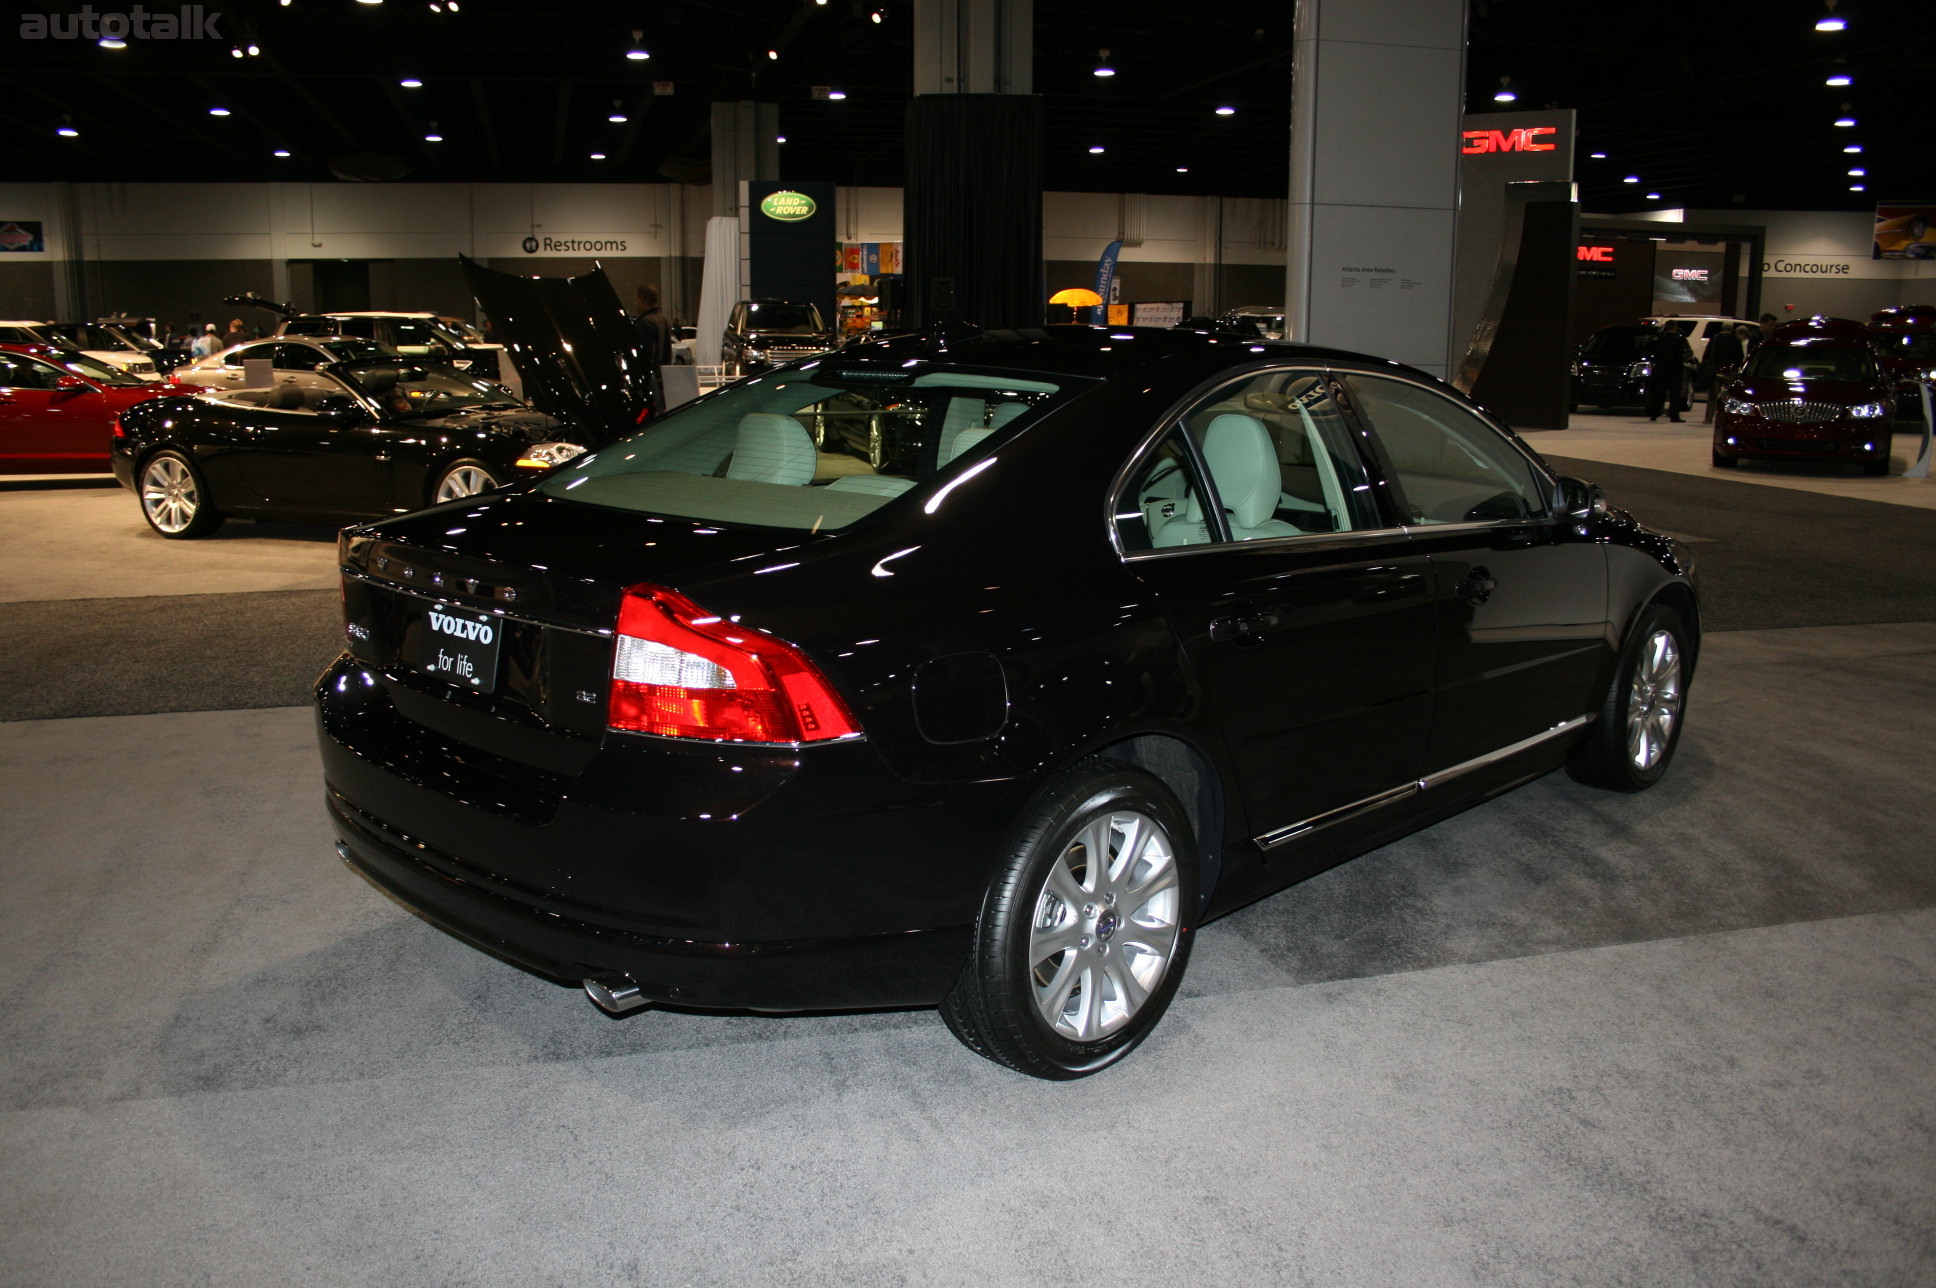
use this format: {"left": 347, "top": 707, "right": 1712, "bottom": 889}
{"left": 2, "top": 0, "right": 1924, "bottom": 214}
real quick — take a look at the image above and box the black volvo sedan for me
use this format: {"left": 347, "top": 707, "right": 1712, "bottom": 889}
{"left": 319, "top": 273, "right": 1699, "bottom": 1079}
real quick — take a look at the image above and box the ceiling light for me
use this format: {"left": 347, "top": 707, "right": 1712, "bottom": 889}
{"left": 1844, "top": 144, "right": 1863, "bottom": 153}
{"left": 424, "top": 122, "right": 442, "bottom": 142}
{"left": 1815, "top": 0, "right": 1846, "bottom": 33}
{"left": 57, "top": 126, "right": 79, "bottom": 137}
{"left": 870, "top": 9, "right": 883, "bottom": 22}
{"left": 1088, "top": 145, "right": 1105, "bottom": 154}
{"left": 1094, "top": 47, "right": 1114, "bottom": 76}
{"left": 208, "top": 107, "right": 231, "bottom": 116}
{"left": 1834, "top": 116, "right": 1856, "bottom": 127}
{"left": 1493, "top": 75, "right": 1517, "bottom": 103}
{"left": 1848, "top": 168, "right": 1866, "bottom": 176}
{"left": 448, "top": 0, "right": 459, "bottom": 9}
{"left": 768, "top": 49, "right": 779, "bottom": 59}
{"left": 356, "top": 0, "right": 381, "bottom": 5}
{"left": 273, "top": 149, "right": 291, "bottom": 157}
{"left": 609, "top": 100, "right": 627, "bottom": 123}
{"left": 400, "top": 78, "right": 423, "bottom": 88}
{"left": 1646, "top": 193, "right": 1662, "bottom": 200}
{"left": 828, "top": 90, "right": 847, "bottom": 100}
{"left": 590, "top": 152, "right": 606, "bottom": 161}
{"left": 1623, "top": 175, "right": 1639, "bottom": 183}
{"left": 1176, "top": 167, "right": 1188, "bottom": 173}
{"left": 1094, "top": 66, "right": 1115, "bottom": 77}
{"left": 626, "top": 30, "right": 649, "bottom": 60}
{"left": 1214, "top": 105, "right": 1235, "bottom": 116}
{"left": 776, "top": 135, "right": 787, "bottom": 143}
{"left": 1826, "top": 74, "right": 1851, "bottom": 86}
{"left": 1850, "top": 184, "right": 1865, "bottom": 192}
{"left": 99, "top": 36, "right": 127, "bottom": 48}
{"left": 231, "top": 46, "right": 243, "bottom": 57}
{"left": 1589, "top": 152, "right": 1607, "bottom": 159}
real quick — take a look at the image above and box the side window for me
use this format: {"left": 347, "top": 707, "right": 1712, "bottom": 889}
{"left": 1116, "top": 427, "right": 1214, "bottom": 552}
{"left": 0, "top": 327, "right": 33, "bottom": 344}
{"left": 1343, "top": 376, "right": 1548, "bottom": 525}
{"left": 270, "top": 343, "right": 319, "bottom": 371}
{"left": 1176, "top": 369, "right": 1380, "bottom": 541}
{"left": 337, "top": 318, "right": 377, "bottom": 340}
{"left": 0, "top": 354, "right": 59, "bottom": 388}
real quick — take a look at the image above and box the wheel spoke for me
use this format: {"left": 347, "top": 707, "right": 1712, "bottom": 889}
{"left": 1044, "top": 855, "right": 1088, "bottom": 908}
{"left": 1036, "top": 952, "right": 1081, "bottom": 1031}
{"left": 1030, "top": 920, "right": 1084, "bottom": 961}
{"left": 1066, "top": 962, "right": 1101, "bottom": 1040}
{"left": 1105, "top": 953, "right": 1149, "bottom": 1016}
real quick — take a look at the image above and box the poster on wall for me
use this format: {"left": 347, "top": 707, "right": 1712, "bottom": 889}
{"left": 0, "top": 222, "right": 46, "bottom": 253}
{"left": 1873, "top": 203, "right": 1936, "bottom": 260}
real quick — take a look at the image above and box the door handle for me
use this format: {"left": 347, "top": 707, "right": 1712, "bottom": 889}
{"left": 1209, "top": 612, "right": 1275, "bottom": 646}
{"left": 1458, "top": 566, "right": 1497, "bottom": 606}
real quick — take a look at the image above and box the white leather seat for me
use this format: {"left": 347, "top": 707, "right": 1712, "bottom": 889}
{"left": 938, "top": 400, "right": 1026, "bottom": 465}
{"left": 1153, "top": 413, "right": 1300, "bottom": 546}
{"left": 726, "top": 413, "right": 817, "bottom": 486}
{"left": 825, "top": 476, "right": 916, "bottom": 497}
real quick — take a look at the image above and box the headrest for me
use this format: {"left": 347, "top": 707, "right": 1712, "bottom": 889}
{"left": 727, "top": 413, "right": 817, "bottom": 486}
{"left": 1201, "top": 413, "right": 1280, "bottom": 529}
{"left": 1244, "top": 391, "right": 1290, "bottom": 413}
{"left": 266, "top": 383, "right": 306, "bottom": 410}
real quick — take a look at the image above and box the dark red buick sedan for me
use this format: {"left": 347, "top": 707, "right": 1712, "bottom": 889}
{"left": 1712, "top": 317, "right": 1894, "bottom": 475}
{"left": 0, "top": 343, "right": 206, "bottom": 474}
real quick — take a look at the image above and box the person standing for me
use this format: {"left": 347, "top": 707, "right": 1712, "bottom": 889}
{"left": 632, "top": 285, "right": 671, "bottom": 414}
{"left": 1702, "top": 322, "right": 1746, "bottom": 423}
{"left": 1644, "top": 323, "right": 1694, "bottom": 422}
{"left": 191, "top": 323, "right": 221, "bottom": 358}
{"left": 222, "top": 317, "right": 249, "bottom": 349}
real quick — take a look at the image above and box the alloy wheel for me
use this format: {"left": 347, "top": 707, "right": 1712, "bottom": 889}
{"left": 435, "top": 465, "right": 495, "bottom": 502}
{"left": 141, "top": 456, "right": 199, "bottom": 534}
{"left": 1626, "top": 628, "right": 1684, "bottom": 771}
{"left": 1026, "top": 808, "right": 1182, "bottom": 1042}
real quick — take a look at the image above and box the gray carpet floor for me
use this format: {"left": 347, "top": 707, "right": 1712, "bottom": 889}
{"left": 2, "top": 463, "right": 1933, "bottom": 1285}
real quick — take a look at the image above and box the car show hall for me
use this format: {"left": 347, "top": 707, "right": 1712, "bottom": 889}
{"left": 5, "top": 0, "right": 1936, "bottom": 1284}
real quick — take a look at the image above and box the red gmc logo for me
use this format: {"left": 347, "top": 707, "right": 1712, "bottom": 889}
{"left": 1462, "top": 126, "right": 1558, "bottom": 155}
{"left": 1576, "top": 245, "right": 1616, "bottom": 262}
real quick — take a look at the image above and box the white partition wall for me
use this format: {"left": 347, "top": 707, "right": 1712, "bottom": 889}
{"left": 1285, "top": 0, "right": 1468, "bottom": 379}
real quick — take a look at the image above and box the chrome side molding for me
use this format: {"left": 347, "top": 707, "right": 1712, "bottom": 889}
{"left": 1254, "top": 714, "right": 1593, "bottom": 852}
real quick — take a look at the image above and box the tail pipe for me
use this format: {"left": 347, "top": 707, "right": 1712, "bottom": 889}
{"left": 583, "top": 973, "right": 650, "bottom": 1014}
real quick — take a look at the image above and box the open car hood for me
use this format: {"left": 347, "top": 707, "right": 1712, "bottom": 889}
{"left": 458, "top": 255, "right": 652, "bottom": 440}
{"left": 223, "top": 293, "right": 298, "bottom": 321}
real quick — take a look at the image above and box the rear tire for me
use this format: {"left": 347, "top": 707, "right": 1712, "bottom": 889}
{"left": 432, "top": 459, "right": 502, "bottom": 504}
{"left": 941, "top": 758, "right": 1198, "bottom": 1079}
{"left": 1567, "top": 605, "right": 1689, "bottom": 792}
{"left": 138, "top": 449, "right": 224, "bottom": 539}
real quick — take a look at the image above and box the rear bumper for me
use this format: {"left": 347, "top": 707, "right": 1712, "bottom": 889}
{"left": 315, "top": 653, "right": 994, "bottom": 1011}
{"left": 327, "top": 788, "right": 971, "bottom": 1010}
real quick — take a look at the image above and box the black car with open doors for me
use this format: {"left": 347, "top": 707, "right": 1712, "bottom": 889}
{"left": 318, "top": 270, "right": 1700, "bottom": 1079}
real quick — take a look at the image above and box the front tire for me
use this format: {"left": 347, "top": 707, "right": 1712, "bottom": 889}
{"left": 1711, "top": 448, "right": 1737, "bottom": 468}
{"left": 1567, "top": 604, "right": 1689, "bottom": 792}
{"left": 139, "top": 449, "right": 224, "bottom": 538}
{"left": 941, "top": 758, "right": 1197, "bottom": 1079}
{"left": 432, "top": 459, "right": 502, "bottom": 504}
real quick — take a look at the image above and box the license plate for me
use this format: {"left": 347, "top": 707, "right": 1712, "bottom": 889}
{"left": 406, "top": 600, "right": 502, "bottom": 693}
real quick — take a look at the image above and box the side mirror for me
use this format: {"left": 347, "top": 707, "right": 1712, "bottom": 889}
{"left": 1556, "top": 475, "right": 1608, "bottom": 522}
{"left": 52, "top": 374, "right": 95, "bottom": 399}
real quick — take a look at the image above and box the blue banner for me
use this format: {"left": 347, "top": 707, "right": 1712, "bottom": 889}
{"left": 1092, "top": 240, "right": 1122, "bottom": 325}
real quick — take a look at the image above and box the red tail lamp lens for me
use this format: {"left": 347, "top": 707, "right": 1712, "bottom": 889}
{"left": 608, "top": 583, "right": 860, "bottom": 743}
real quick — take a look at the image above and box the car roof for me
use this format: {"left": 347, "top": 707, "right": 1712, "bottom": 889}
{"left": 1767, "top": 316, "right": 1872, "bottom": 343}
{"left": 0, "top": 320, "right": 55, "bottom": 327}
{"left": 818, "top": 324, "right": 1411, "bottom": 383}
{"left": 322, "top": 311, "right": 439, "bottom": 319}
{"left": 0, "top": 342, "right": 64, "bottom": 356}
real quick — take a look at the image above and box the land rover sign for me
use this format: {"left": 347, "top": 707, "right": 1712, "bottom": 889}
{"left": 759, "top": 190, "right": 817, "bottom": 223}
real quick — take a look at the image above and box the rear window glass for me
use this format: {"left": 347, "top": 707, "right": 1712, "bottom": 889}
{"left": 538, "top": 363, "right": 1090, "bottom": 531}
{"left": 1580, "top": 327, "right": 1651, "bottom": 360}
{"left": 1743, "top": 344, "right": 1878, "bottom": 382}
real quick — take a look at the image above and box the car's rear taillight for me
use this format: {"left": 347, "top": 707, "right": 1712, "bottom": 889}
{"left": 608, "top": 583, "right": 860, "bottom": 743}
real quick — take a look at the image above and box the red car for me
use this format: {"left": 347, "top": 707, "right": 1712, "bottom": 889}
{"left": 1712, "top": 317, "right": 1894, "bottom": 476}
{"left": 0, "top": 344, "right": 206, "bottom": 474}
{"left": 1868, "top": 305, "right": 1936, "bottom": 416}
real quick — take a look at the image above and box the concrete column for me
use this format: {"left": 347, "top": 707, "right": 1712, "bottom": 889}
{"left": 911, "top": 0, "right": 1031, "bottom": 94}
{"left": 1285, "top": 0, "right": 1466, "bottom": 378}
{"left": 709, "top": 101, "right": 778, "bottom": 219}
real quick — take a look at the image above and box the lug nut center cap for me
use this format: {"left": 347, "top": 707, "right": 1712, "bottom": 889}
{"left": 1094, "top": 910, "right": 1119, "bottom": 942}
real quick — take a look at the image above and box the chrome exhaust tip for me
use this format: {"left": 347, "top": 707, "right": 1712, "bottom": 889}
{"left": 583, "top": 974, "right": 650, "bottom": 1014}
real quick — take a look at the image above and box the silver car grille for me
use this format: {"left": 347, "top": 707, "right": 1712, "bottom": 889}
{"left": 1751, "top": 399, "right": 1843, "bottom": 423}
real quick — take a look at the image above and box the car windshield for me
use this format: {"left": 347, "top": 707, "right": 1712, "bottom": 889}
{"left": 1877, "top": 331, "right": 1936, "bottom": 364}
{"left": 49, "top": 323, "right": 139, "bottom": 352}
{"left": 1743, "top": 343, "right": 1879, "bottom": 382}
{"left": 320, "top": 338, "right": 397, "bottom": 362}
{"left": 537, "top": 363, "right": 1091, "bottom": 531}
{"left": 1580, "top": 327, "right": 1652, "bottom": 361}
{"left": 47, "top": 349, "right": 146, "bottom": 386}
{"left": 743, "top": 303, "right": 824, "bottom": 334}
{"left": 337, "top": 362, "right": 517, "bottom": 417}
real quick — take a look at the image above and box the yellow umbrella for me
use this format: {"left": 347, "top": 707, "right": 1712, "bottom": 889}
{"left": 1049, "top": 287, "right": 1102, "bottom": 306}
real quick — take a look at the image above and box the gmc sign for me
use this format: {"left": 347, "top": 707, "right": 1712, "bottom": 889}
{"left": 1461, "top": 126, "right": 1558, "bottom": 155}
